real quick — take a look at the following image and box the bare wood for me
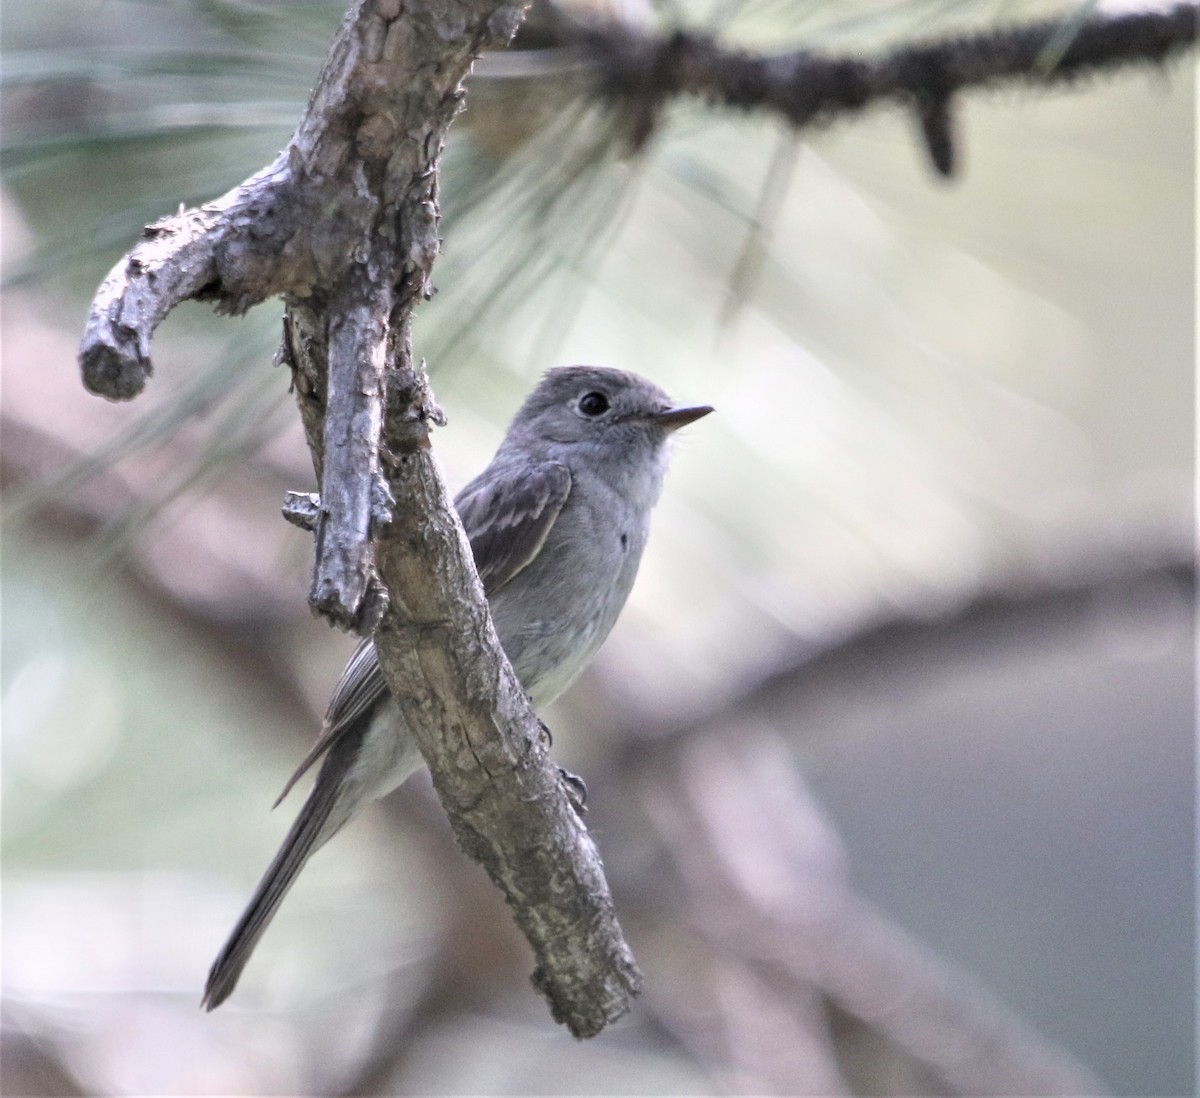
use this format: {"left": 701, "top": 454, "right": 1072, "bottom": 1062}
{"left": 372, "top": 363, "right": 642, "bottom": 1037}
{"left": 310, "top": 279, "right": 390, "bottom": 624}
{"left": 78, "top": 157, "right": 289, "bottom": 401}
{"left": 75, "top": 0, "right": 523, "bottom": 625}
{"left": 77, "top": 0, "right": 643, "bottom": 1037}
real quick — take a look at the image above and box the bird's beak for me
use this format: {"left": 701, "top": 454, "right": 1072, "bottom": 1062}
{"left": 653, "top": 404, "right": 714, "bottom": 431}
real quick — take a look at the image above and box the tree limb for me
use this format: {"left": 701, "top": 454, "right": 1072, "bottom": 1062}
{"left": 373, "top": 381, "right": 641, "bottom": 1034}
{"left": 590, "top": 5, "right": 1198, "bottom": 120}
{"left": 77, "top": 156, "right": 292, "bottom": 400}
{"left": 76, "top": 0, "right": 642, "bottom": 1038}
{"left": 640, "top": 728, "right": 1106, "bottom": 1094}
{"left": 568, "top": 3, "right": 1198, "bottom": 169}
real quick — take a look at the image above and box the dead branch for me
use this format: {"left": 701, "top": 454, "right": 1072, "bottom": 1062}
{"left": 75, "top": 0, "right": 641, "bottom": 1038}
{"left": 371, "top": 409, "right": 642, "bottom": 1034}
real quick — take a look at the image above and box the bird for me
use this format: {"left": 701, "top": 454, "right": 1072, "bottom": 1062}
{"left": 202, "top": 365, "right": 712, "bottom": 1009}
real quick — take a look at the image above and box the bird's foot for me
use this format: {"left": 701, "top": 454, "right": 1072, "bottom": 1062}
{"left": 556, "top": 766, "right": 588, "bottom": 817}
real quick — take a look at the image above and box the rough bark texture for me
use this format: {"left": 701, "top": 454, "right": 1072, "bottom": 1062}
{"left": 78, "top": 156, "right": 291, "bottom": 399}
{"left": 372, "top": 408, "right": 642, "bottom": 1035}
{"left": 77, "top": 0, "right": 642, "bottom": 1038}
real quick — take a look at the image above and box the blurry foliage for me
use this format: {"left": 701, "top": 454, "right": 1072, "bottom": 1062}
{"left": 1, "top": 0, "right": 1193, "bottom": 1094}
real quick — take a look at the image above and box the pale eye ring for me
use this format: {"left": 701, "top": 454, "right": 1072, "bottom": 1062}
{"left": 577, "top": 391, "right": 610, "bottom": 417}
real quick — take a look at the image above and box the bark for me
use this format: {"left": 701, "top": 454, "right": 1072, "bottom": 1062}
{"left": 76, "top": 0, "right": 641, "bottom": 1038}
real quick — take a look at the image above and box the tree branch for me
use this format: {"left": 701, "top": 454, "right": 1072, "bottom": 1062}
{"left": 639, "top": 728, "right": 1106, "bottom": 1094}
{"left": 76, "top": 0, "right": 642, "bottom": 1038}
{"left": 311, "top": 278, "right": 391, "bottom": 621}
{"left": 373, "top": 377, "right": 642, "bottom": 1033}
{"left": 77, "top": 156, "right": 292, "bottom": 400}
{"left": 574, "top": 3, "right": 1198, "bottom": 168}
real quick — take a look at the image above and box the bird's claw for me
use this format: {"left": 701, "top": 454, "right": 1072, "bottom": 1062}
{"left": 557, "top": 766, "right": 588, "bottom": 817}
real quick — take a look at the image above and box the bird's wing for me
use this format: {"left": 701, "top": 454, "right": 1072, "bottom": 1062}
{"left": 273, "top": 636, "right": 386, "bottom": 806}
{"left": 273, "top": 461, "right": 572, "bottom": 806}
{"left": 455, "top": 460, "right": 573, "bottom": 596}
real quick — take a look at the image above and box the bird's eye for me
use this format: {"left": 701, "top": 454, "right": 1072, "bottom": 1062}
{"left": 577, "top": 391, "right": 610, "bottom": 417}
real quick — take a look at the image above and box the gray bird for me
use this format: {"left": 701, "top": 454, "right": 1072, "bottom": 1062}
{"left": 202, "top": 365, "right": 712, "bottom": 1009}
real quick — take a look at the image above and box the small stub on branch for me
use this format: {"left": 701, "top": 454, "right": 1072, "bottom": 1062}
{"left": 282, "top": 491, "right": 321, "bottom": 532}
{"left": 915, "top": 90, "right": 957, "bottom": 177}
{"left": 284, "top": 489, "right": 392, "bottom": 632}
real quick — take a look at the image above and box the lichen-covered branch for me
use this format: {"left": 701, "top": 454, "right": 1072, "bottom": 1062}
{"left": 310, "top": 278, "right": 390, "bottom": 622}
{"left": 76, "top": 0, "right": 524, "bottom": 627}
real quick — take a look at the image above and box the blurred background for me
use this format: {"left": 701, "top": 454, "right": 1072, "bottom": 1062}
{"left": 1, "top": 0, "right": 1193, "bottom": 1094}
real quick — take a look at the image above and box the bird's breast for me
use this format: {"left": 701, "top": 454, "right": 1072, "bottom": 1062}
{"left": 489, "top": 479, "right": 649, "bottom": 707}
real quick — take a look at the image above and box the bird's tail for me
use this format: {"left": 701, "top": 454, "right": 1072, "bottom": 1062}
{"left": 202, "top": 746, "right": 353, "bottom": 1011}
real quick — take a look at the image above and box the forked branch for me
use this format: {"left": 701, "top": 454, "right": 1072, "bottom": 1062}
{"left": 76, "top": 0, "right": 642, "bottom": 1038}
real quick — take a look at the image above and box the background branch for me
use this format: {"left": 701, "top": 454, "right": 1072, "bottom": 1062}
{"left": 558, "top": 4, "right": 1198, "bottom": 166}
{"left": 636, "top": 727, "right": 1105, "bottom": 1094}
